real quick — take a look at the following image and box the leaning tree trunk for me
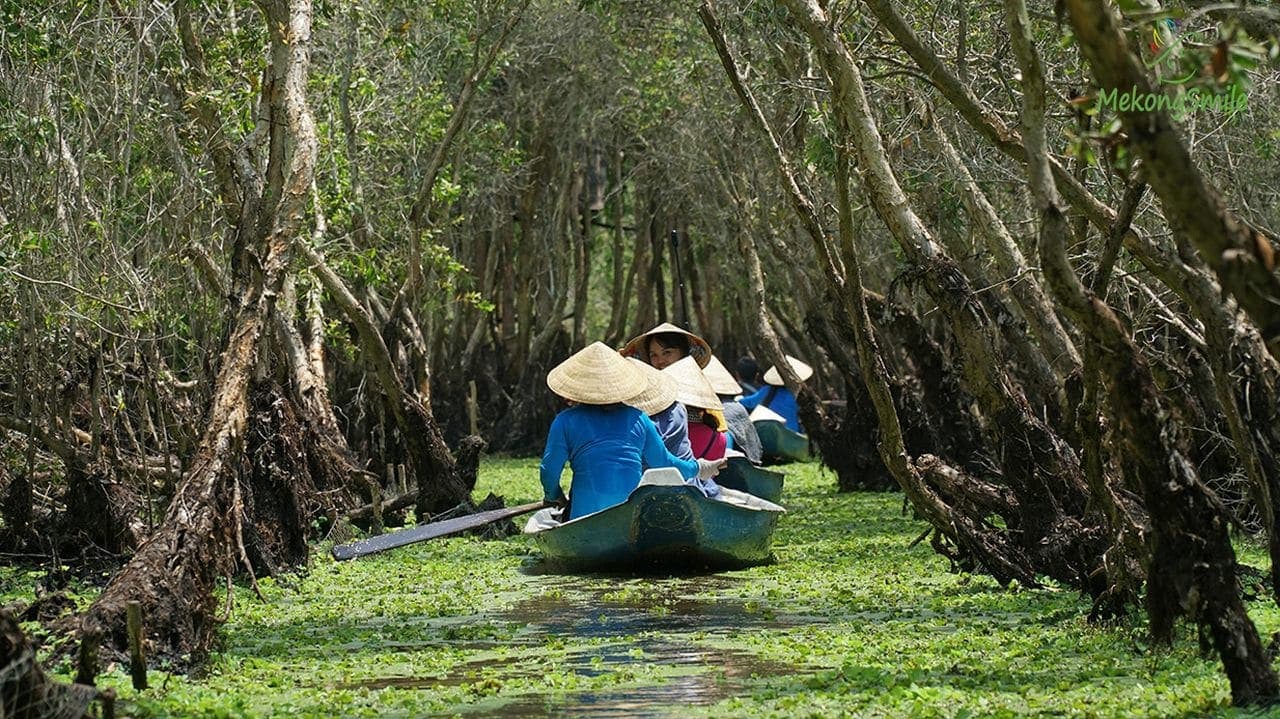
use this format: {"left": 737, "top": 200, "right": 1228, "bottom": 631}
{"left": 1004, "top": 0, "right": 1278, "bottom": 704}
{"left": 806, "top": 287, "right": 987, "bottom": 487}
{"left": 81, "top": 288, "right": 287, "bottom": 659}
{"left": 296, "top": 240, "right": 476, "bottom": 517}
{"left": 775, "top": 0, "right": 1108, "bottom": 592}
{"left": 922, "top": 111, "right": 1079, "bottom": 412}
{"left": 700, "top": 0, "right": 1043, "bottom": 585}
{"left": 79, "top": 0, "right": 319, "bottom": 662}
{"left": 866, "top": 0, "right": 1280, "bottom": 607}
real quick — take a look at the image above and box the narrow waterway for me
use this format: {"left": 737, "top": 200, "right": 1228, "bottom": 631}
{"left": 332, "top": 575, "right": 826, "bottom": 717}
{"left": 103, "top": 457, "right": 1267, "bottom": 717}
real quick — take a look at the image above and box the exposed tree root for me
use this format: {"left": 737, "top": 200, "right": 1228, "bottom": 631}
{"left": 1, "top": 611, "right": 105, "bottom": 719}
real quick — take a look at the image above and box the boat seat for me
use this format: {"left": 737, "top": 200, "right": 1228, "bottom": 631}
{"left": 748, "top": 404, "right": 787, "bottom": 424}
{"left": 637, "top": 467, "right": 685, "bottom": 487}
{"left": 714, "top": 486, "right": 785, "bottom": 512}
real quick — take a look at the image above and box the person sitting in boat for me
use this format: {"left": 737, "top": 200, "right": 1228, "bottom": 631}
{"left": 625, "top": 357, "right": 724, "bottom": 497}
{"left": 540, "top": 342, "right": 723, "bottom": 520}
{"left": 703, "top": 355, "right": 763, "bottom": 465}
{"left": 620, "top": 322, "right": 711, "bottom": 370}
{"left": 622, "top": 322, "right": 732, "bottom": 432}
{"left": 624, "top": 357, "right": 694, "bottom": 460}
{"left": 738, "top": 355, "right": 813, "bottom": 434}
{"left": 664, "top": 357, "right": 729, "bottom": 463}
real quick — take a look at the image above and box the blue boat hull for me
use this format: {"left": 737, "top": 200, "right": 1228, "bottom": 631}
{"left": 528, "top": 484, "right": 784, "bottom": 570}
{"left": 715, "top": 457, "right": 785, "bottom": 503}
{"left": 754, "top": 420, "right": 810, "bottom": 463}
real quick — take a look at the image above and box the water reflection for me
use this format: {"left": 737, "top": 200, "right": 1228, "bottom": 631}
{"left": 334, "top": 576, "right": 822, "bottom": 717}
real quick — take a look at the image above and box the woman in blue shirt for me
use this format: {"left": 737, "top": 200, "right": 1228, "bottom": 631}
{"left": 541, "top": 342, "right": 722, "bottom": 519}
{"left": 738, "top": 355, "right": 813, "bottom": 434}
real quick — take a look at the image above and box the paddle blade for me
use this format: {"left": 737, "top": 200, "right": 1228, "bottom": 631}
{"left": 331, "top": 501, "right": 548, "bottom": 561}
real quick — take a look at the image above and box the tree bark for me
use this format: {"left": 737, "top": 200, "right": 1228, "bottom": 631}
{"left": 776, "top": 0, "right": 1102, "bottom": 588}
{"left": 922, "top": 110, "right": 1080, "bottom": 380}
{"left": 79, "top": 0, "right": 319, "bottom": 661}
{"left": 1004, "top": 0, "right": 1278, "bottom": 703}
{"left": 868, "top": 0, "right": 1280, "bottom": 593}
{"left": 296, "top": 240, "right": 472, "bottom": 517}
{"left": 700, "top": 0, "right": 1041, "bottom": 585}
{"left": 633, "top": 192, "right": 656, "bottom": 334}
{"left": 862, "top": 0, "right": 1279, "bottom": 371}
{"left": 571, "top": 161, "right": 592, "bottom": 349}
{"left": 604, "top": 149, "right": 630, "bottom": 346}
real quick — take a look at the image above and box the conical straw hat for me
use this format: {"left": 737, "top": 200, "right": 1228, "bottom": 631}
{"left": 702, "top": 355, "right": 741, "bottom": 396}
{"left": 623, "top": 357, "right": 678, "bottom": 416}
{"left": 763, "top": 355, "right": 814, "bottom": 386}
{"left": 663, "top": 356, "right": 723, "bottom": 411}
{"left": 620, "top": 322, "right": 712, "bottom": 368}
{"left": 547, "top": 342, "right": 648, "bottom": 405}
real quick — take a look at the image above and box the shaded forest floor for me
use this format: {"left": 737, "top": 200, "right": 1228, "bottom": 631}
{"left": 5, "top": 458, "right": 1280, "bottom": 717}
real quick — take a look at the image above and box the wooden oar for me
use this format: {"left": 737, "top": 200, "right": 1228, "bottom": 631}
{"left": 670, "top": 229, "right": 689, "bottom": 326}
{"left": 331, "top": 501, "right": 550, "bottom": 561}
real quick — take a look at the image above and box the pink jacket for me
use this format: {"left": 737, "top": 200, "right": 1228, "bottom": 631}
{"left": 687, "top": 422, "right": 727, "bottom": 460}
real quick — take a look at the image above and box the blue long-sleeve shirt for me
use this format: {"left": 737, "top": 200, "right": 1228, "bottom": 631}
{"left": 540, "top": 404, "right": 700, "bottom": 519}
{"left": 650, "top": 401, "right": 694, "bottom": 460}
{"left": 738, "top": 385, "right": 802, "bottom": 433}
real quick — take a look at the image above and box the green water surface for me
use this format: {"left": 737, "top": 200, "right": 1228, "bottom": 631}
{"left": 11, "top": 457, "right": 1280, "bottom": 717}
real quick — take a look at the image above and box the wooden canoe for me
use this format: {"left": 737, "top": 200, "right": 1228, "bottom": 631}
{"left": 525, "top": 469, "right": 785, "bottom": 570}
{"left": 714, "top": 456, "right": 785, "bottom": 503}
{"left": 753, "top": 419, "right": 810, "bottom": 463}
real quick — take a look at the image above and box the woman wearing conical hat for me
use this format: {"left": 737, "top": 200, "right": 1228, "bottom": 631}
{"left": 703, "top": 355, "right": 763, "bottom": 465}
{"left": 738, "top": 355, "right": 812, "bottom": 433}
{"left": 541, "top": 342, "right": 723, "bottom": 520}
{"left": 664, "top": 356, "right": 729, "bottom": 463}
{"left": 620, "top": 322, "right": 712, "bottom": 370}
{"left": 624, "top": 358, "right": 694, "bottom": 461}
{"left": 622, "top": 322, "right": 729, "bottom": 431}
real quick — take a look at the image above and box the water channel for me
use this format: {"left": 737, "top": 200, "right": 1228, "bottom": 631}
{"left": 333, "top": 573, "right": 824, "bottom": 717}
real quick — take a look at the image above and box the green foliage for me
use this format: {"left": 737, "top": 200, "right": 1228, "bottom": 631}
{"left": 63, "top": 458, "right": 1278, "bottom": 717}
{"left": 304, "top": 0, "right": 520, "bottom": 322}
{"left": 802, "top": 117, "right": 838, "bottom": 177}
{"left": 0, "top": 567, "right": 42, "bottom": 608}
{"left": 0, "top": 113, "right": 54, "bottom": 151}
{"left": 333, "top": 247, "right": 396, "bottom": 287}
{"left": 1, "top": 565, "right": 111, "bottom": 647}
{"left": 1, "top": 0, "right": 63, "bottom": 63}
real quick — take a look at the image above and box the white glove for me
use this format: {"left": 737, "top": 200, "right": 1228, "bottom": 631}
{"left": 696, "top": 458, "right": 725, "bottom": 480}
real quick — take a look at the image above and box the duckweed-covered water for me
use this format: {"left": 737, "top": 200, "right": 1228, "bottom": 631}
{"left": 13, "top": 457, "right": 1280, "bottom": 717}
